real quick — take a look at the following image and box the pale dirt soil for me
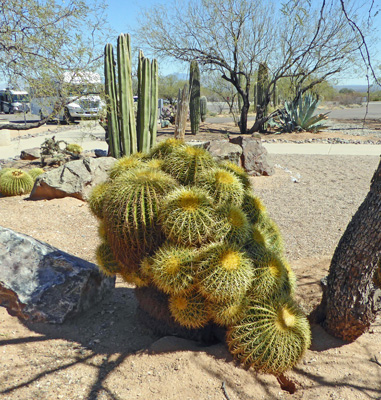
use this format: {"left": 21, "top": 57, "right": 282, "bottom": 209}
{"left": 0, "top": 123, "right": 381, "bottom": 400}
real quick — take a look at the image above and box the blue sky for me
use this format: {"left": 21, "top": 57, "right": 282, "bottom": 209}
{"left": 106, "top": 0, "right": 381, "bottom": 86}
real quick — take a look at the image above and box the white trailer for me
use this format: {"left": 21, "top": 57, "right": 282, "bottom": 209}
{"left": 30, "top": 71, "right": 104, "bottom": 123}
{"left": 0, "top": 89, "right": 31, "bottom": 114}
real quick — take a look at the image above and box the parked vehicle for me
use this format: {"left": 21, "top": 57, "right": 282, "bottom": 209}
{"left": 0, "top": 89, "right": 31, "bottom": 114}
{"left": 30, "top": 71, "right": 104, "bottom": 123}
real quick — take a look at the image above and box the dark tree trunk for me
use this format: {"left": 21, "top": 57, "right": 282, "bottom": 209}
{"left": 315, "top": 159, "right": 381, "bottom": 341}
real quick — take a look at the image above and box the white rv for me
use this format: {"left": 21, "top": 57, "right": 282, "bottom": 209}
{"left": 0, "top": 89, "right": 31, "bottom": 114}
{"left": 31, "top": 71, "right": 104, "bottom": 123}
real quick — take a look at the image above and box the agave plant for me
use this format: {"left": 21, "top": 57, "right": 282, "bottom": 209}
{"left": 269, "top": 94, "right": 329, "bottom": 133}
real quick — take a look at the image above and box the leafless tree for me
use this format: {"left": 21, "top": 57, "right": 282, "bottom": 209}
{"left": 136, "top": 0, "right": 376, "bottom": 134}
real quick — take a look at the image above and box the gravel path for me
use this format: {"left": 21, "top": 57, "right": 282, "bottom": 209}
{"left": 253, "top": 154, "right": 380, "bottom": 260}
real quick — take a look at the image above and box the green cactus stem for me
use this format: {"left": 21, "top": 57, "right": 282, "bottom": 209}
{"left": 108, "top": 155, "right": 144, "bottom": 180}
{"left": 150, "top": 244, "right": 196, "bottom": 295}
{"left": 226, "top": 296, "right": 311, "bottom": 374}
{"left": 137, "top": 56, "right": 151, "bottom": 153}
{"left": 65, "top": 143, "right": 83, "bottom": 154}
{"left": 96, "top": 242, "right": 123, "bottom": 276}
{"left": 241, "top": 191, "right": 267, "bottom": 224}
{"left": 103, "top": 168, "right": 178, "bottom": 269}
{"left": 0, "top": 169, "right": 34, "bottom": 196}
{"left": 28, "top": 168, "right": 45, "bottom": 180}
{"left": 149, "top": 59, "right": 158, "bottom": 148}
{"left": 197, "top": 167, "right": 245, "bottom": 206}
{"left": 200, "top": 96, "right": 207, "bottom": 122}
{"left": 246, "top": 214, "right": 284, "bottom": 255}
{"left": 248, "top": 250, "right": 293, "bottom": 300}
{"left": 159, "top": 186, "right": 223, "bottom": 246}
{"left": 117, "top": 33, "right": 136, "bottom": 156}
{"left": 163, "top": 145, "right": 217, "bottom": 185}
{"left": 218, "top": 204, "right": 250, "bottom": 245}
{"left": 169, "top": 289, "right": 210, "bottom": 329}
{"left": 148, "top": 138, "right": 186, "bottom": 159}
{"left": 219, "top": 161, "right": 251, "bottom": 190}
{"left": 104, "top": 43, "right": 120, "bottom": 158}
{"left": 209, "top": 297, "right": 248, "bottom": 327}
{"left": 197, "top": 242, "right": 254, "bottom": 302}
{"left": 189, "top": 60, "right": 201, "bottom": 135}
{"left": 88, "top": 181, "right": 110, "bottom": 220}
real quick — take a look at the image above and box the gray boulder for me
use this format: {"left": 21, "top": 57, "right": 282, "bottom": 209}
{"left": 29, "top": 156, "right": 116, "bottom": 201}
{"left": 0, "top": 226, "right": 114, "bottom": 323}
{"left": 20, "top": 148, "right": 41, "bottom": 160}
{"left": 230, "top": 136, "right": 274, "bottom": 176}
{"left": 206, "top": 140, "right": 242, "bottom": 164}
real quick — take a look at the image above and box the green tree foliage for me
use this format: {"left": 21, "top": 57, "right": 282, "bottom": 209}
{"left": 0, "top": 0, "right": 109, "bottom": 129}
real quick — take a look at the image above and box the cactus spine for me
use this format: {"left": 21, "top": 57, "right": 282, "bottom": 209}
{"left": 200, "top": 96, "right": 207, "bottom": 122}
{"left": 104, "top": 35, "right": 158, "bottom": 158}
{"left": 189, "top": 60, "right": 200, "bottom": 135}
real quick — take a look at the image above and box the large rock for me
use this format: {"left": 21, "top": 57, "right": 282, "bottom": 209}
{"left": 29, "top": 156, "right": 116, "bottom": 201}
{"left": 206, "top": 140, "right": 242, "bottom": 164}
{"left": 230, "top": 136, "right": 274, "bottom": 176}
{"left": 20, "top": 148, "right": 40, "bottom": 160}
{"left": 0, "top": 226, "right": 115, "bottom": 323}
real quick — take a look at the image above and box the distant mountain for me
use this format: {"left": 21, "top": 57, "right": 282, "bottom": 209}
{"left": 334, "top": 84, "right": 381, "bottom": 92}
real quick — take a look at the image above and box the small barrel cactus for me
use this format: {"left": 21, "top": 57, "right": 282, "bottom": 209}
{"left": 0, "top": 169, "right": 34, "bottom": 196}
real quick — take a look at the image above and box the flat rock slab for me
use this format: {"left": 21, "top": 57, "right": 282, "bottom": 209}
{"left": 0, "top": 226, "right": 115, "bottom": 323}
{"left": 29, "top": 156, "right": 116, "bottom": 201}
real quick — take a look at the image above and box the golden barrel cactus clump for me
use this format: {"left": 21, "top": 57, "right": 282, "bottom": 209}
{"left": 89, "top": 139, "right": 310, "bottom": 375}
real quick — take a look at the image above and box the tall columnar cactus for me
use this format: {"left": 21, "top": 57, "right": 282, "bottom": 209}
{"left": 104, "top": 35, "right": 158, "bottom": 158}
{"left": 104, "top": 43, "right": 120, "bottom": 158}
{"left": 90, "top": 138, "right": 311, "bottom": 375}
{"left": 256, "top": 62, "right": 269, "bottom": 131}
{"left": 189, "top": 60, "right": 201, "bottom": 135}
{"left": 200, "top": 96, "right": 207, "bottom": 122}
{"left": 117, "top": 33, "right": 137, "bottom": 156}
{"left": 174, "top": 83, "right": 189, "bottom": 140}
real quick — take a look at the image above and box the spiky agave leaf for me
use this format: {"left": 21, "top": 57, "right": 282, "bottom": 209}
{"left": 246, "top": 214, "right": 284, "bottom": 255}
{"left": 209, "top": 296, "right": 248, "bottom": 327}
{"left": 227, "top": 296, "right": 311, "bottom": 374}
{"left": 0, "top": 169, "right": 34, "bottom": 196}
{"left": 88, "top": 181, "right": 110, "bottom": 219}
{"left": 148, "top": 138, "right": 186, "bottom": 159}
{"left": 103, "top": 168, "right": 178, "bottom": 269}
{"left": 219, "top": 161, "right": 251, "bottom": 190}
{"left": 162, "top": 145, "right": 217, "bottom": 185}
{"left": 248, "top": 249, "right": 294, "bottom": 300}
{"left": 28, "top": 168, "right": 45, "bottom": 180}
{"left": 197, "top": 242, "right": 254, "bottom": 302}
{"left": 96, "top": 242, "right": 123, "bottom": 276}
{"left": 217, "top": 204, "right": 250, "bottom": 245}
{"left": 108, "top": 155, "right": 144, "bottom": 179}
{"left": 159, "top": 186, "right": 224, "bottom": 246}
{"left": 241, "top": 191, "right": 267, "bottom": 224}
{"left": 197, "top": 167, "right": 245, "bottom": 206}
{"left": 168, "top": 289, "right": 210, "bottom": 329}
{"left": 150, "top": 244, "right": 196, "bottom": 295}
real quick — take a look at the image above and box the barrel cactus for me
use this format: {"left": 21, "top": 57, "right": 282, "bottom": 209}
{"left": 90, "top": 139, "right": 311, "bottom": 375}
{"left": 0, "top": 169, "right": 34, "bottom": 196}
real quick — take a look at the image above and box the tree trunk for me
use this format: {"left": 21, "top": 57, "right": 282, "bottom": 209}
{"left": 239, "top": 103, "right": 248, "bottom": 135}
{"left": 315, "top": 159, "right": 381, "bottom": 341}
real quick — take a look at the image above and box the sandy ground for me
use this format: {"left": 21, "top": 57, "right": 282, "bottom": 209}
{"left": 0, "top": 141, "right": 380, "bottom": 399}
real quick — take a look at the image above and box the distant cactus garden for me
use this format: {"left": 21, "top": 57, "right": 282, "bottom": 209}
{"left": 89, "top": 138, "right": 311, "bottom": 375}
